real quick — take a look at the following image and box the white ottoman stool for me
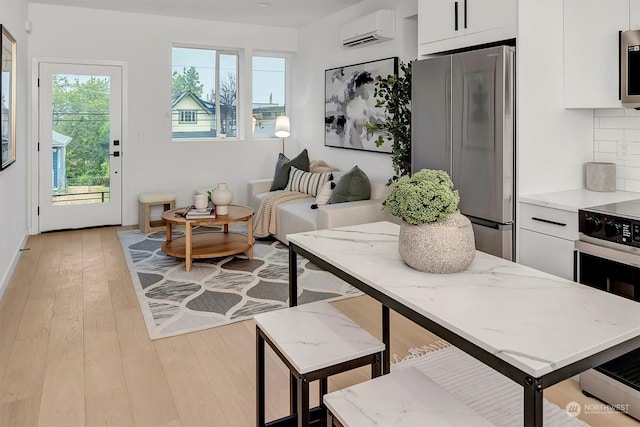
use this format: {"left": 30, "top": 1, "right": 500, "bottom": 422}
{"left": 138, "top": 191, "right": 176, "bottom": 233}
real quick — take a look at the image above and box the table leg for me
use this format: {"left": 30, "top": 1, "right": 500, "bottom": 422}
{"left": 165, "top": 222, "right": 172, "bottom": 242}
{"left": 224, "top": 223, "right": 229, "bottom": 233}
{"left": 247, "top": 215, "right": 254, "bottom": 260}
{"left": 256, "top": 327, "right": 266, "bottom": 427}
{"left": 185, "top": 222, "right": 193, "bottom": 272}
{"left": 289, "top": 245, "right": 297, "bottom": 307}
{"left": 524, "top": 377, "right": 543, "bottom": 427}
{"left": 382, "top": 305, "right": 390, "bottom": 374}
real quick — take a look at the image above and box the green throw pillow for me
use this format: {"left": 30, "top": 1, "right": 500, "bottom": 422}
{"left": 270, "top": 149, "right": 310, "bottom": 191}
{"left": 330, "top": 166, "right": 371, "bottom": 204}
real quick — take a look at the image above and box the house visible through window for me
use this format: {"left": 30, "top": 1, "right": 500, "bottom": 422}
{"left": 171, "top": 46, "right": 238, "bottom": 139}
{"left": 252, "top": 55, "right": 286, "bottom": 138}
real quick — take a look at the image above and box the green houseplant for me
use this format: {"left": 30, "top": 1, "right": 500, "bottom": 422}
{"left": 384, "top": 169, "right": 476, "bottom": 274}
{"left": 367, "top": 61, "right": 412, "bottom": 185}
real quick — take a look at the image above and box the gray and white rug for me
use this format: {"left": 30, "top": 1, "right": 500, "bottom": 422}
{"left": 118, "top": 228, "right": 361, "bottom": 340}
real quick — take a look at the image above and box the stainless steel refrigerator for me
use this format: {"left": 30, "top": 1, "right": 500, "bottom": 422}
{"left": 412, "top": 45, "right": 515, "bottom": 260}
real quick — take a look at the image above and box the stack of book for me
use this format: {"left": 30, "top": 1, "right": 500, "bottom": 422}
{"left": 185, "top": 207, "right": 216, "bottom": 219}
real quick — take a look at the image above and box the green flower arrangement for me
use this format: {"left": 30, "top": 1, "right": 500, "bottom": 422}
{"left": 383, "top": 169, "right": 460, "bottom": 225}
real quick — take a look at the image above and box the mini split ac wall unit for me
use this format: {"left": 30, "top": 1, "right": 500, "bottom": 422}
{"left": 339, "top": 10, "right": 396, "bottom": 48}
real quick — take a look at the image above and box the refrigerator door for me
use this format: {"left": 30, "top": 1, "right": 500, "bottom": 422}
{"left": 471, "top": 221, "right": 513, "bottom": 261}
{"left": 451, "top": 46, "right": 514, "bottom": 224}
{"left": 411, "top": 55, "right": 452, "bottom": 174}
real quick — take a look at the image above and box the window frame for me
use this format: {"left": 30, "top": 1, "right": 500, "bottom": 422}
{"left": 250, "top": 51, "right": 290, "bottom": 141}
{"left": 171, "top": 44, "right": 240, "bottom": 142}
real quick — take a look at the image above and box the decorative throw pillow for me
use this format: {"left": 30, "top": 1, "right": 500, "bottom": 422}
{"left": 270, "top": 149, "right": 310, "bottom": 191}
{"left": 285, "top": 166, "right": 333, "bottom": 197}
{"left": 309, "top": 160, "right": 340, "bottom": 174}
{"left": 329, "top": 165, "right": 371, "bottom": 204}
{"left": 311, "top": 181, "right": 336, "bottom": 209}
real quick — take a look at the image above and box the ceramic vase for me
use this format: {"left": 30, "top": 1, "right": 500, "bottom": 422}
{"left": 398, "top": 211, "right": 476, "bottom": 274}
{"left": 194, "top": 194, "right": 208, "bottom": 211}
{"left": 211, "top": 183, "right": 233, "bottom": 215}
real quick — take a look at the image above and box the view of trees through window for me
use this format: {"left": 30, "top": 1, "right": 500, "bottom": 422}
{"left": 171, "top": 47, "right": 286, "bottom": 140}
{"left": 51, "top": 74, "right": 111, "bottom": 203}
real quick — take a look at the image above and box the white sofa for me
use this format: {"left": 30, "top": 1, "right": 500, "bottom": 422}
{"left": 247, "top": 177, "right": 396, "bottom": 244}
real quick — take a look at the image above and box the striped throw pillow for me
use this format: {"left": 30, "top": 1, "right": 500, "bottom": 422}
{"left": 285, "top": 166, "right": 333, "bottom": 197}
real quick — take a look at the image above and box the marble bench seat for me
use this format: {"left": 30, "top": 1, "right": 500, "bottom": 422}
{"left": 324, "top": 366, "right": 495, "bottom": 427}
{"left": 254, "top": 301, "right": 385, "bottom": 427}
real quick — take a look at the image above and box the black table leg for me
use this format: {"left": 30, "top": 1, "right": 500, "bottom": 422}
{"left": 257, "top": 327, "right": 266, "bottom": 427}
{"left": 382, "top": 305, "right": 390, "bottom": 374}
{"left": 289, "top": 245, "right": 297, "bottom": 307}
{"left": 524, "top": 377, "right": 543, "bottom": 427}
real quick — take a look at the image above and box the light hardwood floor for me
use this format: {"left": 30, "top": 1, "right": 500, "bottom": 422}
{"left": 0, "top": 226, "right": 638, "bottom": 427}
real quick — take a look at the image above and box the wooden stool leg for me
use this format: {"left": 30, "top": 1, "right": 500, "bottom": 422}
{"left": 256, "top": 327, "right": 266, "bottom": 427}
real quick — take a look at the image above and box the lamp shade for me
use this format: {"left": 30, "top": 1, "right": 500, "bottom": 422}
{"left": 274, "top": 115, "right": 290, "bottom": 138}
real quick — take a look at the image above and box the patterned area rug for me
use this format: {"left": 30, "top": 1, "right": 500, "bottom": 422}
{"left": 118, "top": 228, "right": 361, "bottom": 340}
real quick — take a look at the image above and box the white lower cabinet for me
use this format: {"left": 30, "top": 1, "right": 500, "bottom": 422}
{"left": 518, "top": 203, "right": 577, "bottom": 280}
{"left": 519, "top": 229, "right": 576, "bottom": 280}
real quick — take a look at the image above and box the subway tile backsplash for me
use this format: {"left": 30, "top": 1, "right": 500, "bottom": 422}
{"left": 594, "top": 108, "right": 640, "bottom": 192}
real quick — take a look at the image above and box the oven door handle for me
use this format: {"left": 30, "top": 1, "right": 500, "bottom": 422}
{"left": 575, "top": 239, "right": 640, "bottom": 268}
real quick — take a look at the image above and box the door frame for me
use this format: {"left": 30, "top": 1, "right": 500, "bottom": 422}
{"left": 30, "top": 57, "right": 128, "bottom": 234}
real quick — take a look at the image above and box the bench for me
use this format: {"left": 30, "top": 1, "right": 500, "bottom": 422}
{"left": 254, "top": 301, "right": 385, "bottom": 427}
{"left": 324, "top": 366, "right": 495, "bottom": 426}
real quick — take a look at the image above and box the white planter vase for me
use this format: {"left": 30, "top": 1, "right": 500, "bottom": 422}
{"left": 398, "top": 211, "right": 476, "bottom": 274}
{"left": 211, "top": 183, "right": 233, "bottom": 215}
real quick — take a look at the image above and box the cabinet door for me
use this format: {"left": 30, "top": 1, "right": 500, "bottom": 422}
{"left": 563, "top": 0, "right": 629, "bottom": 108}
{"left": 419, "top": 0, "right": 460, "bottom": 44}
{"left": 519, "top": 229, "right": 576, "bottom": 280}
{"left": 465, "top": 0, "right": 516, "bottom": 36}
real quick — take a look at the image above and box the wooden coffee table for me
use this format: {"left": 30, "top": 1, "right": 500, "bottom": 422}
{"left": 161, "top": 204, "right": 255, "bottom": 272}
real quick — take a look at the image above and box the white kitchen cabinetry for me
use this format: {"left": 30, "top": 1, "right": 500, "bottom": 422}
{"left": 418, "top": 0, "right": 516, "bottom": 56}
{"left": 519, "top": 203, "right": 577, "bottom": 280}
{"left": 563, "top": 0, "right": 631, "bottom": 108}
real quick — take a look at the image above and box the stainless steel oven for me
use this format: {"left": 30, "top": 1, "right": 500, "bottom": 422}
{"left": 576, "top": 200, "right": 640, "bottom": 420}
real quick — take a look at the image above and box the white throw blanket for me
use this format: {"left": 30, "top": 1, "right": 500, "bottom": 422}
{"left": 254, "top": 191, "right": 313, "bottom": 238}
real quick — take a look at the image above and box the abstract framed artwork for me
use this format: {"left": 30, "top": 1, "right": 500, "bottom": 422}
{"left": 324, "top": 57, "right": 398, "bottom": 153}
{"left": 1, "top": 24, "right": 16, "bottom": 170}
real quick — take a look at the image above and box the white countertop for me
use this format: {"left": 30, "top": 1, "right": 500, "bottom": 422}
{"left": 519, "top": 189, "right": 640, "bottom": 212}
{"left": 287, "top": 221, "right": 640, "bottom": 378}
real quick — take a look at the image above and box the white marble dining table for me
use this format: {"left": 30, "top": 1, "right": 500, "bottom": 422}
{"left": 286, "top": 221, "right": 640, "bottom": 427}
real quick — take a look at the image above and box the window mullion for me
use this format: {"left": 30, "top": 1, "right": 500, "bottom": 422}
{"left": 215, "top": 51, "right": 221, "bottom": 137}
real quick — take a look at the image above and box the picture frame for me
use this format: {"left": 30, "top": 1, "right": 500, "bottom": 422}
{"left": 1, "top": 25, "right": 16, "bottom": 171}
{"left": 324, "top": 57, "right": 398, "bottom": 153}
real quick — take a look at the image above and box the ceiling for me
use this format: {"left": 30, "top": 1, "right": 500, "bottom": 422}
{"left": 29, "top": 0, "right": 366, "bottom": 28}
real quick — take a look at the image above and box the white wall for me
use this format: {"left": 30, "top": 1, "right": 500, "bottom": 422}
{"left": 0, "top": 0, "right": 29, "bottom": 295}
{"left": 517, "top": 0, "right": 594, "bottom": 196}
{"left": 593, "top": 108, "right": 640, "bottom": 191}
{"left": 27, "top": 4, "right": 298, "bottom": 229}
{"left": 294, "top": 0, "right": 418, "bottom": 183}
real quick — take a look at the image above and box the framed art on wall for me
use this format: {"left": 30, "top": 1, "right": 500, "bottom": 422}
{"left": 324, "top": 57, "right": 398, "bottom": 153}
{"left": 1, "top": 24, "right": 16, "bottom": 170}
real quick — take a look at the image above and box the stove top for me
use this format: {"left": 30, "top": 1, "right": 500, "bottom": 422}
{"left": 583, "top": 198, "right": 640, "bottom": 220}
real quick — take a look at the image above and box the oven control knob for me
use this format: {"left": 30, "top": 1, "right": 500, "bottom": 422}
{"left": 604, "top": 221, "right": 622, "bottom": 237}
{"left": 584, "top": 216, "right": 602, "bottom": 233}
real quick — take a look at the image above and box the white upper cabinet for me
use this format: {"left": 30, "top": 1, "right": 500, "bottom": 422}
{"left": 418, "top": 0, "right": 516, "bottom": 56}
{"left": 563, "top": 0, "right": 631, "bottom": 108}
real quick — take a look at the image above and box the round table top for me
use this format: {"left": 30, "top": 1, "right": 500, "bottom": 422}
{"left": 162, "top": 204, "right": 254, "bottom": 226}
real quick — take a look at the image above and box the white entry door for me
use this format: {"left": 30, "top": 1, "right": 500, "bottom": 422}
{"left": 38, "top": 62, "right": 122, "bottom": 232}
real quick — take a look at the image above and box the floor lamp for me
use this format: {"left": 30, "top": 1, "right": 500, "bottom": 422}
{"left": 274, "top": 115, "right": 290, "bottom": 154}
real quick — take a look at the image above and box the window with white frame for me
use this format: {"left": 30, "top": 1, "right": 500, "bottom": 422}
{"left": 171, "top": 46, "right": 238, "bottom": 139}
{"left": 252, "top": 55, "right": 286, "bottom": 138}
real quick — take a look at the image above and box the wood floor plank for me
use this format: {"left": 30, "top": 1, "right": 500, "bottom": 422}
{"left": 38, "top": 359, "right": 85, "bottom": 427}
{"left": 155, "top": 335, "right": 228, "bottom": 427}
{"left": 0, "top": 336, "right": 49, "bottom": 404}
{"left": 0, "top": 396, "right": 41, "bottom": 427}
{"left": 14, "top": 298, "right": 54, "bottom": 341}
{"left": 122, "top": 350, "right": 179, "bottom": 427}
{"left": 46, "top": 310, "right": 84, "bottom": 366}
{"left": 114, "top": 308, "right": 155, "bottom": 357}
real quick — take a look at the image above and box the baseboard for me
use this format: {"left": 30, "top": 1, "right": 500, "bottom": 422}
{"left": 0, "top": 232, "right": 29, "bottom": 301}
